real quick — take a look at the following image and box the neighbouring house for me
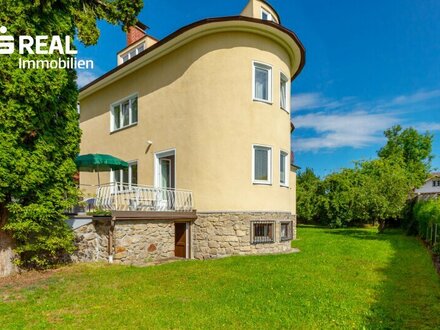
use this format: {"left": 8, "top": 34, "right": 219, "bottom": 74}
{"left": 74, "top": 0, "right": 305, "bottom": 265}
{"left": 414, "top": 173, "right": 440, "bottom": 199}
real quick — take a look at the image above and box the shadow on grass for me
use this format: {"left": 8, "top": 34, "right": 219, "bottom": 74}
{"left": 325, "top": 228, "right": 440, "bottom": 329}
{"left": 324, "top": 229, "right": 402, "bottom": 242}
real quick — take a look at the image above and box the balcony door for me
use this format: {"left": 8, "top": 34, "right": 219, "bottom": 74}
{"left": 154, "top": 149, "right": 175, "bottom": 210}
{"left": 160, "top": 159, "right": 172, "bottom": 189}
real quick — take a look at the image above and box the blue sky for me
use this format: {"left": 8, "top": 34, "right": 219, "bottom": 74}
{"left": 75, "top": 0, "right": 440, "bottom": 177}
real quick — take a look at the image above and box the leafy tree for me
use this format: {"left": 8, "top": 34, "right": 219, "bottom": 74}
{"left": 378, "top": 125, "right": 433, "bottom": 188}
{"left": 299, "top": 126, "right": 434, "bottom": 230}
{"left": 316, "top": 158, "right": 411, "bottom": 229}
{"left": 359, "top": 158, "right": 410, "bottom": 232}
{"left": 319, "top": 168, "right": 363, "bottom": 227}
{"left": 0, "top": 0, "right": 143, "bottom": 269}
{"left": 296, "top": 168, "right": 321, "bottom": 223}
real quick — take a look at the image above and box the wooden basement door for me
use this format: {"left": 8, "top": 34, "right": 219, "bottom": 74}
{"left": 175, "top": 223, "right": 187, "bottom": 258}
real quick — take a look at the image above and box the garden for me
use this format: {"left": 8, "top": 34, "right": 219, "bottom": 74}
{"left": 1, "top": 226, "right": 439, "bottom": 329}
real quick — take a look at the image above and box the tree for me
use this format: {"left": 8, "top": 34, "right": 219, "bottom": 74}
{"left": 0, "top": 0, "right": 143, "bottom": 271}
{"left": 295, "top": 126, "right": 433, "bottom": 231}
{"left": 359, "top": 158, "right": 410, "bottom": 232}
{"left": 316, "top": 158, "right": 411, "bottom": 230}
{"left": 378, "top": 125, "right": 433, "bottom": 188}
{"left": 296, "top": 168, "right": 321, "bottom": 223}
{"left": 319, "top": 168, "right": 363, "bottom": 227}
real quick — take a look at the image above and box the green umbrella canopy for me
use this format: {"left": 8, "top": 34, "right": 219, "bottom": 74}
{"left": 75, "top": 154, "right": 129, "bottom": 172}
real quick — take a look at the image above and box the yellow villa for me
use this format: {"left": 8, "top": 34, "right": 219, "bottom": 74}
{"left": 75, "top": 0, "right": 305, "bottom": 264}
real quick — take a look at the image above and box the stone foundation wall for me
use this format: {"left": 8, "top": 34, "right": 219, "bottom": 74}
{"left": 72, "top": 220, "right": 110, "bottom": 263}
{"left": 72, "top": 212, "right": 297, "bottom": 265}
{"left": 192, "top": 212, "right": 296, "bottom": 259}
{"left": 72, "top": 219, "right": 174, "bottom": 265}
{"left": 113, "top": 220, "right": 174, "bottom": 264}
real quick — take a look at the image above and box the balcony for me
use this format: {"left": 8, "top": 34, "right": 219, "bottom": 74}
{"left": 95, "top": 183, "right": 193, "bottom": 212}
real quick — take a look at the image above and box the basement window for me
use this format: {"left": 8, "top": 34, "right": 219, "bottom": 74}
{"left": 280, "top": 222, "right": 293, "bottom": 241}
{"left": 252, "top": 221, "right": 275, "bottom": 244}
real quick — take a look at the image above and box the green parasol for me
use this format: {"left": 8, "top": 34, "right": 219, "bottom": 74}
{"left": 75, "top": 154, "right": 129, "bottom": 186}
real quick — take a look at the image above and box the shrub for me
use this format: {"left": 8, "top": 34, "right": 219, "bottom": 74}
{"left": 413, "top": 199, "right": 440, "bottom": 240}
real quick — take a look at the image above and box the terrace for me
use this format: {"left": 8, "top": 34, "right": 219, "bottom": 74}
{"left": 95, "top": 183, "right": 193, "bottom": 212}
{"left": 67, "top": 183, "right": 195, "bottom": 225}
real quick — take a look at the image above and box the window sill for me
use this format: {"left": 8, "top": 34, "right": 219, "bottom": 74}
{"left": 253, "top": 181, "right": 272, "bottom": 186}
{"left": 252, "top": 240, "right": 275, "bottom": 245}
{"left": 253, "top": 98, "right": 273, "bottom": 105}
{"left": 110, "top": 122, "right": 138, "bottom": 134}
{"left": 280, "top": 107, "right": 290, "bottom": 114}
{"left": 280, "top": 184, "right": 290, "bottom": 188}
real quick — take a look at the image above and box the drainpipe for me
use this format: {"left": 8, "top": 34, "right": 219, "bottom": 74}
{"left": 108, "top": 216, "right": 115, "bottom": 263}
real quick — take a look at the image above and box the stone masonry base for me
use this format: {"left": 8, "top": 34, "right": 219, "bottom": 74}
{"left": 72, "top": 212, "right": 296, "bottom": 265}
{"left": 192, "top": 212, "right": 296, "bottom": 259}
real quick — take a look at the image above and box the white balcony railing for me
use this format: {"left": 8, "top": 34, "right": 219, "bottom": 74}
{"left": 95, "top": 183, "right": 193, "bottom": 212}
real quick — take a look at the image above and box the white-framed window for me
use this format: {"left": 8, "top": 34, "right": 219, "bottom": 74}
{"left": 121, "top": 43, "right": 145, "bottom": 63}
{"left": 253, "top": 145, "right": 272, "bottom": 185}
{"left": 261, "top": 8, "right": 273, "bottom": 21}
{"left": 280, "top": 73, "right": 289, "bottom": 111}
{"left": 433, "top": 180, "right": 440, "bottom": 187}
{"left": 280, "top": 151, "right": 289, "bottom": 187}
{"left": 253, "top": 62, "right": 272, "bottom": 103}
{"left": 111, "top": 95, "right": 138, "bottom": 132}
{"left": 112, "top": 161, "right": 138, "bottom": 191}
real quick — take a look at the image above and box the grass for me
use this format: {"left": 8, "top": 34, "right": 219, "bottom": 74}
{"left": 1, "top": 226, "right": 440, "bottom": 329}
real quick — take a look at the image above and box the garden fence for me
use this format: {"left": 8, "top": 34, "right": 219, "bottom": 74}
{"left": 425, "top": 222, "right": 439, "bottom": 246}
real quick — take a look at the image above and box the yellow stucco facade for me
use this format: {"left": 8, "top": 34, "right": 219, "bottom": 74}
{"left": 79, "top": 1, "right": 304, "bottom": 215}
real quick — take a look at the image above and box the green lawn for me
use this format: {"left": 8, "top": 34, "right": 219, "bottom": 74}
{"left": 1, "top": 226, "right": 440, "bottom": 329}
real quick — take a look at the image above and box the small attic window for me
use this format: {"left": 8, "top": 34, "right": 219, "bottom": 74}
{"left": 261, "top": 8, "right": 273, "bottom": 21}
{"left": 121, "top": 43, "right": 145, "bottom": 64}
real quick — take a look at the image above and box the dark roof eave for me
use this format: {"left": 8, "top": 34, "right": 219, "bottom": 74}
{"left": 79, "top": 16, "right": 305, "bottom": 93}
{"left": 136, "top": 21, "right": 148, "bottom": 31}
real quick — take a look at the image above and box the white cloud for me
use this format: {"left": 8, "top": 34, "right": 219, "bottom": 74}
{"left": 413, "top": 122, "right": 440, "bottom": 132}
{"left": 76, "top": 71, "right": 99, "bottom": 88}
{"left": 292, "top": 88, "right": 440, "bottom": 152}
{"left": 389, "top": 90, "right": 440, "bottom": 106}
{"left": 293, "top": 111, "right": 400, "bottom": 152}
{"left": 291, "top": 93, "right": 347, "bottom": 112}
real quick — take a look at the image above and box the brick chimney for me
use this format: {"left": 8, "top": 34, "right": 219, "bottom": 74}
{"left": 127, "top": 21, "right": 148, "bottom": 46}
